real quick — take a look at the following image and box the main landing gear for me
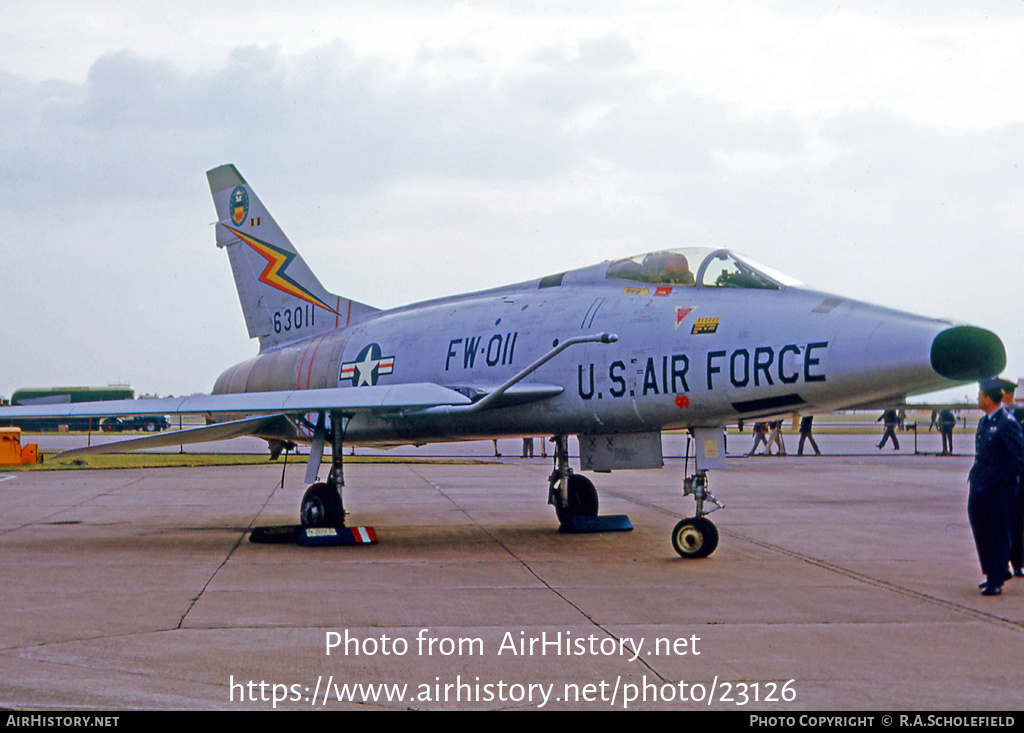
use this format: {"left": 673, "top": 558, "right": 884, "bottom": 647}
{"left": 546, "top": 431, "right": 725, "bottom": 555}
{"left": 300, "top": 411, "right": 347, "bottom": 528}
{"left": 249, "top": 410, "right": 378, "bottom": 548}
{"left": 547, "top": 435, "right": 599, "bottom": 525}
{"left": 301, "top": 482, "right": 344, "bottom": 527}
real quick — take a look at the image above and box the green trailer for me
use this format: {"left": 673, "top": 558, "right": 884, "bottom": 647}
{"left": 2, "top": 387, "right": 168, "bottom": 432}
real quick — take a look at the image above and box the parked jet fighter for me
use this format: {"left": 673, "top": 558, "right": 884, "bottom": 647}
{"left": 1, "top": 165, "right": 1006, "bottom": 557}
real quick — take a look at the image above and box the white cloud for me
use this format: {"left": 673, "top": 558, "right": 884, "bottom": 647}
{"left": 1, "top": 2, "right": 1022, "bottom": 397}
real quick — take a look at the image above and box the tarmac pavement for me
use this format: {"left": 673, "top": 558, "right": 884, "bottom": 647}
{"left": 30, "top": 426, "right": 973, "bottom": 459}
{"left": 1, "top": 451, "right": 1021, "bottom": 710}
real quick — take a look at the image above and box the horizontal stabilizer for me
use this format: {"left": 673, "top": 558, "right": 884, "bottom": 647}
{"left": 55, "top": 415, "right": 284, "bottom": 460}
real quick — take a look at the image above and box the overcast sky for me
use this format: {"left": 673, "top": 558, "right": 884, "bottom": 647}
{"left": 1, "top": 1, "right": 1021, "bottom": 403}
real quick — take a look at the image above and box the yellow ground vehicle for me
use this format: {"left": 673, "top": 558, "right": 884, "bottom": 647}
{"left": 0, "top": 427, "right": 42, "bottom": 466}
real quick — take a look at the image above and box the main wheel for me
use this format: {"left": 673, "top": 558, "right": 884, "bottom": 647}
{"left": 300, "top": 483, "right": 344, "bottom": 527}
{"left": 671, "top": 517, "right": 719, "bottom": 558}
{"left": 554, "top": 474, "right": 599, "bottom": 525}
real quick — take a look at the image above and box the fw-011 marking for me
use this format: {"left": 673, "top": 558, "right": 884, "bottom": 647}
{"left": 0, "top": 164, "right": 1007, "bottom": 559}
{"left": 445, "top": 332, "right": 519, "bottom": 371}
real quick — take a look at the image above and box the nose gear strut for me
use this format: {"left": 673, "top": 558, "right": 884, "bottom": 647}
{"left": 671, "top": 430, "right": 727, "bottom": 558}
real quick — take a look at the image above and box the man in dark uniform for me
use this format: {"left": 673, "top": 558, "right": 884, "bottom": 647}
{"left": 995, "top": 378, "right": 1024, "bottom": 577}
{"left": 939, "top": 408, "right": 956, "bottom": 455}
{"left": 968, "top": 379, "right": 1024, "bottom": 595}
{"left": 797, "top": 415, "right": 821, "bottom": 456}
{"left": 999, "top": 378, "right": 1024, "bottom": 425}
{"left": 877, "top": 410, "right": 900, "bottom": 450}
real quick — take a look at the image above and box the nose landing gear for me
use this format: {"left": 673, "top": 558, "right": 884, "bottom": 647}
{"left": 671, "top": 470, "right": 723, "bottom": 558}
{"left": 671, "top": 428, "right": 726, "bottom": 558}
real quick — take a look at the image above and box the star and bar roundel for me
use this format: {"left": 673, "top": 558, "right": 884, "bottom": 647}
{"left": 222, "top": 222, "right": 339, "bottom": 315}
{"left": 340, "top": 343, "right": 395, "bottom": 387}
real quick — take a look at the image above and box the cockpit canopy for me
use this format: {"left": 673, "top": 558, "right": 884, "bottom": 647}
{"left": 606, "top": 247, "right": 801, "bottom": 290}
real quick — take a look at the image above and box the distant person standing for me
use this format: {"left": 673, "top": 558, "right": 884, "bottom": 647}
{"left": 939, "top": 409, "right": 956, "bottom": 455}
{"left": 999, "top": 378, "right": 1024, "bottom": 425}
{"left": 797, "top": 415, "right": 821, "bottom": 456}
{"left": 996, "top": 378, "right": 1024, "bottom": 578}
{"left": 747, "top": 422, "right": 769, "bottom": 456}
{"left": 766, "top": 420, "right": 787, "bottom": 456}
{"left": 877, "top": 410, "right": 900, "bottom": 450}
{"left": 967, "top": 379, "right": 1024, "bottom": 596}
{"left": 522, "top": 437, "right": 534, "bottom": 458}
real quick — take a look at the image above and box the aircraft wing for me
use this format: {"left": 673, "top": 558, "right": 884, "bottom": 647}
{"left": 0, "top": 383, "right": 473, "bottom": 459}
{"left": 0, "top": 383, "right": 472, "bottom": 420}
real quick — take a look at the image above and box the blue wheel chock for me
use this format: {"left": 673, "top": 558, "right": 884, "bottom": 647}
{"left": 250, "top": 525, "right": 378, "bottom": 546}
{"left": 558, "top": 514, "right": 633, "bottom": 534}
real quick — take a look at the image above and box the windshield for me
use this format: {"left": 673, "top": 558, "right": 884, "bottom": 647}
{"left": 605, "top": 247, "right": 800, "bottom": 289}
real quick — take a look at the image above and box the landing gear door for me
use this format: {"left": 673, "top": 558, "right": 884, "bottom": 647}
{"left": 692, "top": 427, "right": 726, "bottom": 471}
{"left": 579, "top": 432, "right": 664, "bottom": 472}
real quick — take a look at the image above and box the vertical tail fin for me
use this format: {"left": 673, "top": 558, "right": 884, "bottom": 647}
{"left": 206, "top": 164, "right": 377, "bottom": 351}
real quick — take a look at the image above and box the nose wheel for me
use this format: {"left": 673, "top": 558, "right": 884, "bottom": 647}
{"left": 672, "top": 467, "right": 723, "bottom": 558}
{"left": 671, "top": 516, "right": 719, "bottom": 558}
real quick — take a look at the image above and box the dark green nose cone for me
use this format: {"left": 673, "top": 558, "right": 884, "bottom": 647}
{"left": 931, "top": 326, "right": 1006, "bottom": 381}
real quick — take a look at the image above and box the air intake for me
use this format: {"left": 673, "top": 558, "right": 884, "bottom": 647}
{"left": 930, "top": 326, "right": 1006, "bottom": 381}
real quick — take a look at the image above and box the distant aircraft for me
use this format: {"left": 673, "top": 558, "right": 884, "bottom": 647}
{"left": 0, "top": 165, "right": 1005, "bottom": 557}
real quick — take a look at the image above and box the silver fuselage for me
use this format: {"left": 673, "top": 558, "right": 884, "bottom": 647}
{"left": 213, "top": 260, "right": 998, "bottom": 446}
